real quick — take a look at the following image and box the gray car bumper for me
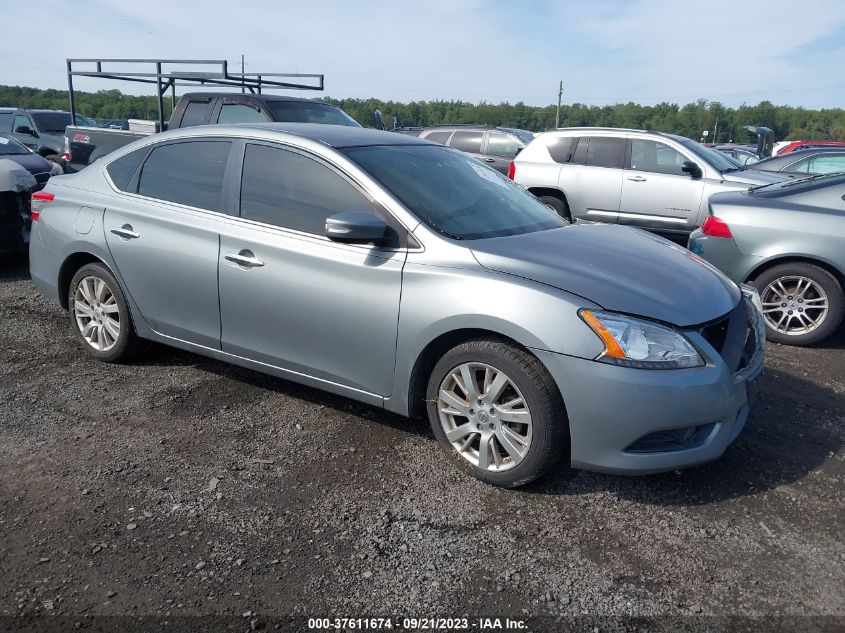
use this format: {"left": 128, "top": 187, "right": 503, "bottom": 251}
{"left": 533, "top": 293, "right": 764, "bottom": 475}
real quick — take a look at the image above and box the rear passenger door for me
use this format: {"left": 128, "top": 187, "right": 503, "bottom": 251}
{"left": 482, "top": 131, "right": 523, "bottom": 174}
{"left": 448, "top": 130, "right": 485, "bottom": 162}
{"left": 217, "top": 142, "right": 406, "bottom": 396}
{"left": 104, "top": 140, "right": 233, "bottom": 348}
{"left": 557, "top": 136, "right": 625, "bottom": 223}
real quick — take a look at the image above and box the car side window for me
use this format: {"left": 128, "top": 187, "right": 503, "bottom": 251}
{"left": 545, "top": 136, "right": 576, "bottom": 164}
{"left": 180, "top": 100, "right": 214, "bottom": 127}
{"left": 809, "top": 154, "right": 845, "bottom": 174}
{"left": 13, "top": 115, "right": 30, "bottom": 133}
{"left": 449, "top": 131, "right": 483, "bottom": 153}
{"left": 106, "top": 148, "right": 147, "bottom": 191}
{"left": 423, "top": 131, "right": 452, "bottom": 145}
{"left": 486, "top": 131, "right": 522, "bottom": 158}
{"left": 630, "top": 139, "right": 686, "bottom": 176}
{"left": 0, "top": 113, "right": 12, "bottom": 132}
{"left": 137, "top": 141, "right": 231, "bottom": 211}
{"left": 585, "top": 137, "right": 625, "bottom": 168}
{"left": 570, "top": 137, "right": 588, "bottom": 165}
{"left": 218, "top": 103, "right": 267, "bottom": 124}
{"left": 786, "top": 157, "right": 811, "bottom": 173}
{"left": 239, "top": 143, "right": 373, "bottom": 235}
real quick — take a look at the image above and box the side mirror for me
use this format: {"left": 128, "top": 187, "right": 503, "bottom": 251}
{"left": 15, "top": 125, "right": 37, "bottom": 137}
{"left": 325, "top": 211, "right": 387, "bottom": 245}
{"left": 682, "top": 160, "right": 702, "bottom": 178}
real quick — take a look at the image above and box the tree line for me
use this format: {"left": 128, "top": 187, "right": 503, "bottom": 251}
{"left": 2, "top": 84, "right": 843, "bottom": 142}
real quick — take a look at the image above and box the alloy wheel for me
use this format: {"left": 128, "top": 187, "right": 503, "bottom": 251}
{"left": 761, "top": 275, "right": 828, "bottom": 336}
{"left": 73, "top": 275, "right": 121, "bottom": 352}
{"left": 437, "top": 362, "right": 532, "bottom": 472}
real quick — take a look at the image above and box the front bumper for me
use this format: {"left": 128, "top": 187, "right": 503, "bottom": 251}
{"left": 534, "top": 290, "right": 765, "bottom": 475}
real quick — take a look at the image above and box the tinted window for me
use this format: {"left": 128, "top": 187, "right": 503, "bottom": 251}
{"left": 240, "top": 144, "right": 371, "bottom": 234}
{"left": 180, "top": 100, "right": 213, "bottom": 127}
{"left": 786, "top": 157, "right": 811, "bottom": 173}
{"left": 218, "top": 103, "right": 267, "bottom": 124}
{"left": 423, "top": 131, "right": 452, "bottom": 145}
{"left": 571, "top": 137, "right": 588, "bottom": 165}
{"left": 546, "top": 136, "right": 576, "bottom": 164}
{"left": 138, "top": 141, "right": 230, "bottom": 211}
{"left": 809, "top": 154, "right": 845, "bottom": 174}
{"left": 13, "top": 115, "right": 30, "bottom": 133}
{"left": 265, "top": 102, "right": 360, "bottom": 126}
{"left": 0, "top": 113, "right": 12, "bottom": 132}
{"left": 586, "top": 137, "right": 624, "bottom": 168}
{"left": 630, "top": 139, "right": 686, "bottom": 175}
{"left": 344, "top": 145, "right": 566, "bottom": 240}
{"left": 106, "top": 147, "right": 147, "bottom": 191}
{"left": 31, "top": 112, "right": 72, "bottom": 133}
{"left": 449, "top": 131, "right": 483, "bottom": 153}
{"left": 486, "top": 131, "right": 522, "bottom": 158}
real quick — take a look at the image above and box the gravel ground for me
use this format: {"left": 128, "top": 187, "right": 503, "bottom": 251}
{"left": 0, "top": 255, "right": 843, "bottom": 632}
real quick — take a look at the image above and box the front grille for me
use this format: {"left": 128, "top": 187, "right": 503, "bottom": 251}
{"left": 625, "top": 423, "right": 717, "bottom": 454}
{"left": 700, "top": 313, "right": 730, "bottom": 354}
{"left": 700, "top": 300, "right": 749, "bottom": 373}
{"left": 33, "top": 171, "right": 50, "bottom": 184}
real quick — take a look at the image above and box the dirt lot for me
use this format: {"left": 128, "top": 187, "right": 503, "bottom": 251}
{"left": 0, "top": 255, "right": 843, "bottom": 632}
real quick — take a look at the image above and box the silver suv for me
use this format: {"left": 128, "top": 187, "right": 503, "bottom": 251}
{"left": 511, "top": 128, "right": 790, "bottom": 237}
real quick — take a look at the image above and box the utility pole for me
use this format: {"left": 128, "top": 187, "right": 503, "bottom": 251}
{"left": 241, "top": 54, "right": 245, "bottom": 94}
{"left": 555, "top": 80, "right": 563, "bottom": 128}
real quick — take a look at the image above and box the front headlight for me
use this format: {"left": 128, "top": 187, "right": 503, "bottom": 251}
{"left": 580, "top": 310, "right": 704, "bottom": 369}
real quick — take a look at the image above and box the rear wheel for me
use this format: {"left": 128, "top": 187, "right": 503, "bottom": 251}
{"left": 537, "top": 195, "right": 571, "bottom": 221}
{"left": 752, "top": 262, "right": 844, "bottom": 346}
{"left": 68, "top": 263, "right": 139, "bottom": 362}
{"left": 43, "top": 154, "right": 66, "bottom": 174}
{"left": 426, "top": 338, "right": 568, "bottom": 488}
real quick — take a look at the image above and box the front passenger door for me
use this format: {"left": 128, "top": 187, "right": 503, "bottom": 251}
{"left": 482, "top": 131, "right": 523, "bottom": 174}
{"left": 619, "top": 138, "right": 705, "bottom": 234}
{"left": 218, "top": 142, "right": 406, "bottom": 396}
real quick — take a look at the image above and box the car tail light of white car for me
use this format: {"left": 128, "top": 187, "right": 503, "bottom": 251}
{"left": 30, "top": 191, "right": 55, "bottom": 221}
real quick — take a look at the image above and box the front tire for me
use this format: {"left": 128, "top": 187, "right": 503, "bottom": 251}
{"left": 752, "top": 262, "right": 844, "bottom": 346}
{"left": 426, "top": 338, "right": 568, "bottom": 488}
{"left": 68, "top": 263, "right": 139, "bottom": 362}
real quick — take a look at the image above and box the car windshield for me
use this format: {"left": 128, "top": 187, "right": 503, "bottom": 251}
{"left": 748, "top": 171, "right": 845, "bottom": 194}
{"left": 0, "top": 135, "right": 30, "bottom": 155}
{"left": 344, "top": 145, "right": 567, "bottom": 240}
{"left": 267, "top": 102, "right": 361, "bottom": 127}
{"left": 31, "top": 112, "right": 73, "bottom": 133}
{"left": 678, "top": 138, "right": 741, "bottom": 173}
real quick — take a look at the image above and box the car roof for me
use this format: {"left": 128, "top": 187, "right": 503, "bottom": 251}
{"left": 182, "top": 122, "right": 434, "bottom": 149}
{"left": 180, "top": 92, "right": 333, "bottom": 104}
{"left": 549, "top": 126, "right": 683, "bottom": 140}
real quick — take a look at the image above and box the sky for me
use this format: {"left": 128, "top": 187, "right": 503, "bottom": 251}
{"left": 2, "top": 0, "right": 845, "bottom": 109}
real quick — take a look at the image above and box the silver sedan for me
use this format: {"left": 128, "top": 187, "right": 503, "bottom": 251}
{"left": 29, "top": 124, "right": 763, "bottom": 487}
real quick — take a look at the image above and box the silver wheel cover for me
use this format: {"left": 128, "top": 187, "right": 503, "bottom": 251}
{"left": 761, "top": 276, "right": 828, "bottom": 336}
{"left": 74, "top": 275, "right": 121, "bottom": 352}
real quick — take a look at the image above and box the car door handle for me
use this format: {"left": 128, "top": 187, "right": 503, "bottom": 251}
{"left": 110, "top": 225, "right": 140, "bottom": 239}
{"left": 225, "top": 251, "right": 265, "bottom": 268}
{"left": 627, "top": 175, "right": 647, "bottom": 182}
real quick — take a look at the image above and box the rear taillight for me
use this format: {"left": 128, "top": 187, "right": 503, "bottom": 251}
{"left": 63, "top": 136, "right": 71, "bottom": 162}
{"left": 507, "top": 161, "right": 516, "bottom": 180}
{"left": 701, "top": 215, "right": 732, "bottom": 238}
{"left": 30, "top": 191, "right": 55, "bottom": 221}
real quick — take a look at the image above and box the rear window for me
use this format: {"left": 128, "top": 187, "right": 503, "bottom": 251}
{"left": 137, "top": 141, "right": 231, "bottom": 211}
{"left": 106, "top": 147, "right": 147, "bottom": 191}
{"left": 31, "top": 112, "right": 72, "bottom": 133}
{"left": 546, "top": 136, "right": 576, "bottom": 164}
{"left": 449, "top": 131, "right": 483, "bottom": 153}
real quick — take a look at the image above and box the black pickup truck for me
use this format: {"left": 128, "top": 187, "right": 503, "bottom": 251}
{"left": 65, "top": 92, "right": 360, "bottom": 171}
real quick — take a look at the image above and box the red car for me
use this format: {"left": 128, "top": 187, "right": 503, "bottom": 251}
{"left": 775, "top": 140, "right": 845, "bottom": 156}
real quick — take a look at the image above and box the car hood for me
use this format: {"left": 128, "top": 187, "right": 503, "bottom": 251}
{"left": 3, "top": 152, "right": 52, "bottom": 174}
{"left": 469, "top": 224, "right": 740, "bottom": 327}
{"left": 722, "top": 169, "right": 790, "bottom": 185}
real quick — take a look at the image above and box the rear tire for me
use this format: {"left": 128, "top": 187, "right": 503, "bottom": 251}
{"left": 68, "top": 262, "right": 139, "bottom": 362}
{"left": 426, "top": 338, "right": 568, "bottom": 488}
{"left": 751, "top": 262, "right": 844, "bottom": 346}
{"left": 44, "top": 154, "right": 66, "bottom": 174}
{"left": 537, "top": 195, "right": 571, "bottom": 221}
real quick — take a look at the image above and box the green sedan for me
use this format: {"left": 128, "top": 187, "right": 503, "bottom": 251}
{"left": 689, "top": 172, "right": 845, "bottom": 346}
